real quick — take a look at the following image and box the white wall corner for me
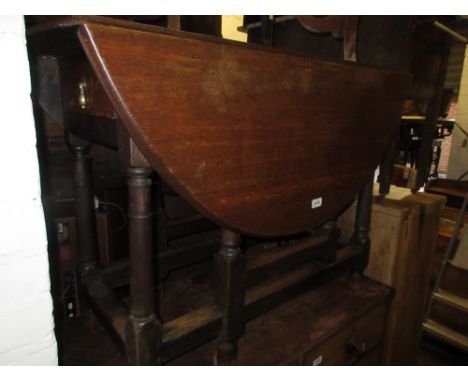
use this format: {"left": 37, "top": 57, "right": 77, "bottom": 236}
{"left": 447, "top": 43, "right": 468, "bottom": 180}
{"left": 0, "top": 15, "right": 57, "bottom": 365}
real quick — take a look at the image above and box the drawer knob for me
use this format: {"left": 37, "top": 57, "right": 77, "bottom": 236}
{"left": 347, "top": 335, "right": 367, "bottom": 356}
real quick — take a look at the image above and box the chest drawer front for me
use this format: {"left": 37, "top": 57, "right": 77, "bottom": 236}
{"left": 303, "top": 304, "right": 387, "bottom": 366}
{"left": 353, "top": 346, "right": 382, "bottom": 366}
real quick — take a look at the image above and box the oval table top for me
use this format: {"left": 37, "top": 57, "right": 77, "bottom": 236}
{"left": 71, "top": 19, "right": 411, "bottom": 237}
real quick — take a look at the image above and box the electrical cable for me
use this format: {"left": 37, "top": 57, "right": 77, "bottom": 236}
{"left": 98, "top": 200, "right": 128, "bottom": 232}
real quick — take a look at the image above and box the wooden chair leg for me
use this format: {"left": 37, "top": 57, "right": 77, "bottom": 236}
{"left": 378, "top": 135, "right": 398, "bottom": 196}
{"left": 69, "top": 139, "right": 99, "bottom": 277}
{"left": 214, "top": 229, "right": 246, "bottom": 365}
{"left": 125, "top": 166, "right": 162, "bottom": 365}
{"left": 351, "top": 179, "right": 373, "bottom": 275}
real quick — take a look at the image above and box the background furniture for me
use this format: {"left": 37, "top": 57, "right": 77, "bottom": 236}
{"left": 167, "top": 275, "right": 392, "bottom": 366}
{"left": 338, "top": 185, "right": 446, "bottom": 365}
{"left": 58, "top": 274, "right": 392, "bottom": 365}
{"left": 421, "top": 179, "right": 468, "bottom": 362}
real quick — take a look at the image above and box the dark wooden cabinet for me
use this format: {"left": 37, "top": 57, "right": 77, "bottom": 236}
{"left": 338, "top": 185, "right": 446, "bottom": 365}
{"left": 302, "top": 304, "right": 387, "bottom": 366}
{"left": 167, "top": 275, "right": 392, "bottom": 366}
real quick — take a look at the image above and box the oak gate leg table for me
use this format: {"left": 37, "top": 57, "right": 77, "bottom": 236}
{"left": 28, "top": 16, "right": 410, "bottom": 365}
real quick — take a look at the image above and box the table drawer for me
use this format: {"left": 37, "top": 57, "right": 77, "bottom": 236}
{"left": 303, "top": 304, "right": 386, "bottom": 366}
{"left": 60, "top": 60, "right": 115, "bottom": 119}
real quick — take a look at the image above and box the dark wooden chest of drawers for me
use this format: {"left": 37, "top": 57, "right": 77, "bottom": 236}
{"left": 168, "top": 274, "right": 392, "bottom": 366}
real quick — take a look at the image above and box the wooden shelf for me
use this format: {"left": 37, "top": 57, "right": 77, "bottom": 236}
{"left": 423, "top": 319, "right": 468, "bottom": 351}
{"left": 433, "top": 290, "right": 468, "bottom": 313}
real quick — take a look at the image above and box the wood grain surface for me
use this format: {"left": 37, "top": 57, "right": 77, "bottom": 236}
{"left": 77, "top": 21, "right": 410, "bottom": 236}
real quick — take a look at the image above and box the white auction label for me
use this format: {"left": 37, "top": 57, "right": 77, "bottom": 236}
{"left": 311, "top": 197, "right": 322, "bottom": 209}
{"left": 312, "top": 355, "right": 323, "bottom": 366}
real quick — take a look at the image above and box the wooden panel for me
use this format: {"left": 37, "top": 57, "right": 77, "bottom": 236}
{"left": 76, "top": 21, "right": 410, "bottom": 236}
{"left": 403, "top": 192, "right": 446, "bottom": 312}
{"left": 423, "top": 319, "right": 468, "bottom": 351}
{"left": 367, "top": 198, "right": 418, "bottom": 286}
{"left": 337, "top": 186, "right": 446, "bottom": 365}
{"left": 426, "top": 179, "right": 468, "bottom": 209}
{"left": 442, "top": 206, "right": 468, "bottom": 224}
{"left": 337, "top": 189, "right": 419, "bottom": 285}
{"left": 431, "top": 300, "right": 468, "bottom": 337}
{"left": 371, "top": 191, "right": 446, "bottom": 365}
{"left": 433, "top": 290, "right": 468, "bottom": 314}
{"left": 440, "top": 264, "right": 468, "bottom": 300}
{"left": 380, "top": 198, "right": 424, "bottom": 365}
{"left": 438, "top": 218, "right": 465, "bottom": 239}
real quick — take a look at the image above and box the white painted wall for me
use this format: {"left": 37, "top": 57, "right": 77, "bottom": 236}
{"left": 0, "top": 16, "right": 57, "bottom": 365}
{"left": 447, "top": 44, "right": 468, "bottom": 180}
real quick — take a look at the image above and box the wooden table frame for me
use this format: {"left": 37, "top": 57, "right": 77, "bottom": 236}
{"left": 69, "top": 134, "right": 373, "bottom": 364}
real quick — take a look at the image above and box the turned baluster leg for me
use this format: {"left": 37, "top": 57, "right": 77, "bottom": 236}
{"left": 125, "top": 166, "right": 161, "bottom": 365}
{"left": 214, "top": 229, "right": 246, "bottom": 365}
{"left": 154, "top": 176, "right": 168, "bottom": 253}
{"left": 378, "top": 135, "right": 398, "bottom": 196}
{"left": 69, "top": 140, "right": 99, "bottom": 277}
{"left": 351, "top": 179, "right": 373, "bottom": 275}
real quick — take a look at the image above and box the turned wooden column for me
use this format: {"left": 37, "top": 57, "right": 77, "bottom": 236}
{"left": 125, "top": 166, "right": 161, "bottom": 365}
{"left": 154, "top": 176, "right": 168, "bottom": 253}
{"left": 69, "top": 140, "right": 99, "bottom": 277}
{"left": 351, "top": 179, "right": 373, "bottom": 275}
{"left": 214, "top": 229, "right": 246, "bottom": 365}
{"left": 378, "top": 136, "right": 398, "bottom": 196}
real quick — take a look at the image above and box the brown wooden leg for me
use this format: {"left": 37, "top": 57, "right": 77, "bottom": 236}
{"left": 214, "top": 229, "right": 246, "bottom": 365}
{"left": 351, "top": 179, "right": 373, "bottom": 275}
{"left": 378, "top": 136, "right": 397, "bottom": 196}
{"left": 125, "top": 166, "right": 161, "bottom": 365}
{"left": 154, "top": 176, "right": 168, "bottom": 253}
{"left": 69, "top": 139, "right": 99, "bottom": 277}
